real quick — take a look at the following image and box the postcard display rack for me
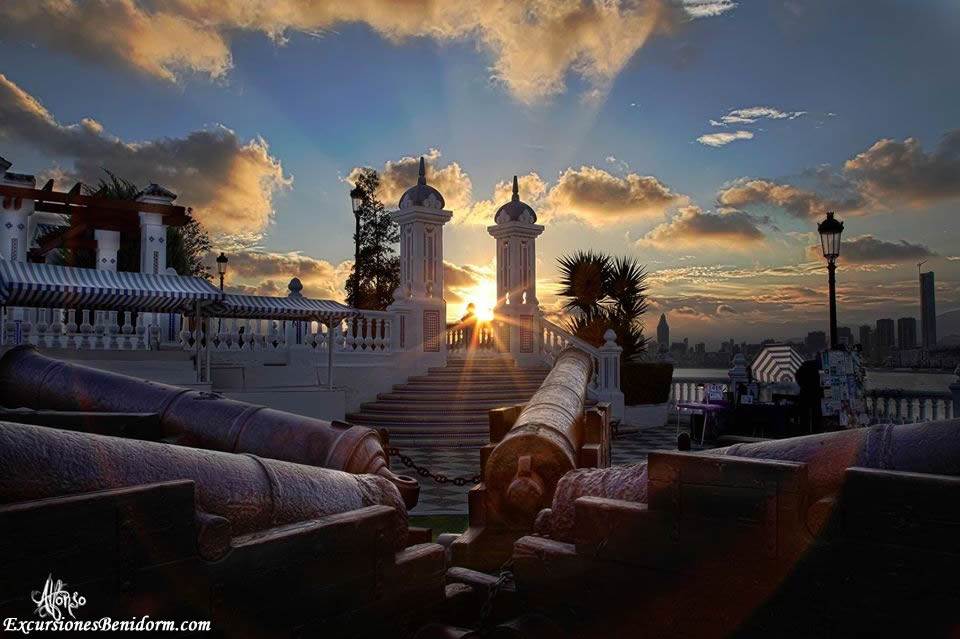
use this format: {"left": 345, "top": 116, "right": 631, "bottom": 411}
{"left": 819, "top": 349, "right": 868, "bottom": 428}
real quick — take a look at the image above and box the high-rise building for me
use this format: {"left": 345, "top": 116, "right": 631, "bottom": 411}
{"left": 805, "top": 330, "right": 827, "bottom": 353}
{"left": 921, "top": 271, "right": 937, "bottom": 348}
{"left": 858, "top": 324, "right": 873, "bottom": 354}
{"left": 657, "top": 314, "right": 669, "bottom": 352}
{"left": 897, "top": 317, "right": 918, "bottom": 349}
{"left": 837, "top": 326, "right": 854, "bottom": 346}
{"left": 695, "top": 342, "right": 706, "bottom": 354}
{"left": 875, "top": 318, "right": 895, "bottom": 362}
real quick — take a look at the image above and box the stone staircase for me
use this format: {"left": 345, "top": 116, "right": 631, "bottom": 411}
{"left": 346, "top": 356, "right": 551, "bottom": 447}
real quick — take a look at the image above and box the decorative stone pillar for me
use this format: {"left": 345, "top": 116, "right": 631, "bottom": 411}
{"left": 1, "top": 161, "right": 35, "bottom": 263}
{"left": 596, "top": 329, "right": 625, "bottom": 419}
{"left": 951, "top": 365, "right": 960, "bottom": 419}
{"left": 1, "top": 161, "right": 36, "bottom": 344}
{"left": 387, "top": 157, "right": 452, "bottom": 366}
{"left": 94, "top": 229, "right": 120, "bottom": 271}
{"left": 488, "top": 176, "right": 545, "bottom": 367}
{"left": 137, "top": 184, "right": 175, "bottom": 275}
{"left": 728, "top": 352, "right": 749, "bottom": 400}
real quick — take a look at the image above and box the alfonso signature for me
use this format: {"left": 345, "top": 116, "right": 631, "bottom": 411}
{"left": 30, "top": 574, "right": 86, "bottom": 621}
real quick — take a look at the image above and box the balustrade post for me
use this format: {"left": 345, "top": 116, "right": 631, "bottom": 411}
{"left": 594, "top": 329, "right": 624, "bottom": 421}
{"left": 950, "top": 367, "right": 960, "bottom": 421}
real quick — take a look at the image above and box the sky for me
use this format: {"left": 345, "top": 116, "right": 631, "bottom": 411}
{"left": 1, "top": 0, "right": 958, "bottom": 347}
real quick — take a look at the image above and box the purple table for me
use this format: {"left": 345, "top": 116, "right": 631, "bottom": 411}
{"left": 676, "top": 402, "right": 727, "bottom": 445}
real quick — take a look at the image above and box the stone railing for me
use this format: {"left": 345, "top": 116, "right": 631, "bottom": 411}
{"left": 2, "top": 307, "right": 164, "bottom": 350}
{"left": 866, "top": 389, "right": 955, "bottom": 424}
{"left": 670, "top": 375, "right": 730, "bottom": 404}
{"left": 199, "top": 311, "right": 398, "bottom": 355}
{"left": 539, "top": 317, "right": 623, "bottom": 401}
{"left": 446, "top": 320, "right": 498, "bottom": 354}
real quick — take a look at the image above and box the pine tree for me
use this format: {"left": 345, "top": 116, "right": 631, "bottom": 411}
{"left": 346, "top": 169, "right": 400, "bottom": 310}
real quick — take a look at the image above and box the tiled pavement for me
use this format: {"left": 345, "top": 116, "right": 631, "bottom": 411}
{"left": 403, "top": 422, "right": 697, "bottom": 515}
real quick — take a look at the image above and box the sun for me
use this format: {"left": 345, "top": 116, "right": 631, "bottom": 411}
{"left": 463, "top": 278, "right": 497, "bottom": 322}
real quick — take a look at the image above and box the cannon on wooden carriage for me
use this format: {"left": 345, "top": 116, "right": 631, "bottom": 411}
{"left": 0, "top": 345, "right": 419, "bottom": 508}
{"left": 498, "top": 418, "right": 960, "bottom": 638}
{"left": 0, "top": 421, "right": 445, "bottom": 637}
{"left": 449, "top": 348, "right": 612, "bottom": 572}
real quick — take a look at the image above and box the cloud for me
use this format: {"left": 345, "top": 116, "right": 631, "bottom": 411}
{"left": 544, "top": 165, "right": 682, "bottom": 224}
{"left": 0, "top": 1, "right": 232, "bottom": 83}
{"left": 638, "top": 206, "right": 765, "bottom": 249}
{"left": 716, "top": 303, "right": 738, "bottom": 315}
{"left": 681, "top": 1, "right": 739, "bottom": 18}
{"left": 443, "top": 261, "right": 492, "bottom": 305}
{"left": 0, "top": 0, "right": 725, "bottom": 104}
{"left": 716, "top": 178, "right": 863, "bottom": 219}
{"left": 844, "top": 129, "right": 960, "bottom": 206}
{"left": 711, "top": 106, "right": 806, "bottom": 126}
{"left": 348, "top": 149, "right": 473, "bottom": 212}
{"left": 223, "top": 250, "right": 351, "bottom": 300}
{"left": 457, "top": 173, "right": 548, "bottom": 225}
{"left": 0, "top": 74, "right": 290, "bottom": 240}
{"left": 697, "top": 130, "right": 754, "bottom": 147}
{"left": 804, "top": 235, "right": 937, "bottom": 265}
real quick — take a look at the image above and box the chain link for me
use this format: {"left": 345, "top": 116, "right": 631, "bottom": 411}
{"left": 387, "top": 447, "right": 481, "bottom": 487}
{"left": 477, "top": 560, "right": 515, "bottom": 632}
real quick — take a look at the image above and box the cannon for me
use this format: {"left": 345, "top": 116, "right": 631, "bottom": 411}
{"left": 0, "top": 422, "right": 447, "bottom": 637}
{"left": 507, "top": 419, "right": 960, "bottom": 638}
{"left": 0, "top": 421, "right": 408, "bottom": 546}
{"left": 0, "top": 346, "right": 419, "bottom": 507}
{"left": 450, "top": 348, "right": 611, "bottom": 571}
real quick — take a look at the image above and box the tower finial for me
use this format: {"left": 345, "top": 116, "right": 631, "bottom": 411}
{"left": 418, "top": 156, "right": 426, "bottom": 185}
{"left": 512, "top": 175, "right": 519, "bottom": 201}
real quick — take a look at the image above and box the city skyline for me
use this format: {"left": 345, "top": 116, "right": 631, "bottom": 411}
{"left": 1, "top": 1, "right": 959, "bottom": 343}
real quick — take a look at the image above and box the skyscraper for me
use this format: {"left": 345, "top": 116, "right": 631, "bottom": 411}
{"left": 875, "top": 318, "right": 895, "bottom": 359}
{"left": 805, "top": 330, "right": 827, "bottom": 353}
{"left": 920, "top": 271, "right": 937, "bottom": 348}
{"left": 837, "top": 326, "right": 854, "bottom": 346}
{"left": 897, "top": 317, "right": 918, "bottom": 349}
{"left": 859, "top": 324, "right": 873, "bottom": 354}
{"left": 657, "top": 313, "right": 669, "bottom": 352}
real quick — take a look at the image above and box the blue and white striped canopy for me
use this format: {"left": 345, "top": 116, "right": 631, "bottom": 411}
{"left": 211, "top": 294, "right": 354, "bottom": 321}
{"left": 0, "top": 261, "right": 222, "bottom": 312}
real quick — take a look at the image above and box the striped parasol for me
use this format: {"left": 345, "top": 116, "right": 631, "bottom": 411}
{"left": 751, "top": 344, "right": 804, "bottom": 383}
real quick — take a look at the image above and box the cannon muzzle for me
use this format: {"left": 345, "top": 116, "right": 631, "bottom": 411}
{"left": 485, "top": 348, "right": 593, "bottom": 526}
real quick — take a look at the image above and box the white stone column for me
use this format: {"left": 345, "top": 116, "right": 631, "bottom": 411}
{"left": 387, "top": 157, "right": 452, "bottom": 366}
{"left": 488, "top": 176, "right": 545, "bottom": 368}
{"left": 94, "top": 229, "right": 120, "bottom": 271}
{"left": 1, "top": 167, "right": 35, "bottom": 264}
{"left": 1, "top": 165, "right": 36, "bottom": 344}
{"left": 136, "top": 184, "right": 175, "bottom": 275}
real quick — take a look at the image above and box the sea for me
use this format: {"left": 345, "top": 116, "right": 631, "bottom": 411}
{"left": 674, "top": 368, "right": 955, "bottom": 393}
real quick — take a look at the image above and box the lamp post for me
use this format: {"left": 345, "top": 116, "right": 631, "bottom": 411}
{"left": 817, "top": 211, "right": 844, "bottom": 349}
{"left": 350, "top": 186, "right": 363, "bottom": 305}
{"left": 216, "top": 252, "right": 228, "bottom": 292}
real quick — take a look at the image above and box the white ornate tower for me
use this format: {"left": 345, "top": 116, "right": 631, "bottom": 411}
{"left": 488, "top": 176, "right": 545, "bottom": 367}
{"left": 137, "top": 184, "right": 176, "bottom": 275}
{"left": 388, "top": 157, "right": 452, "bottom": 364}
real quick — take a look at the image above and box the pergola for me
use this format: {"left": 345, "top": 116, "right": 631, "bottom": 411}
{"left": 209, "top": 293, "right": 355, "bottom": 389}
{"left": 0, "top": 180, "right": 190, "bottom": 261}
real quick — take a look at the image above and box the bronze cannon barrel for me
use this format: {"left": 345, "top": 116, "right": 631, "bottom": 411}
{"left": 0, "top": 421, "right": 408, "bottom": 548}
{"left": 541, "top": 418, "right": 960, "bottom": 539}
{"left": 0, "top": 346, "right": 419, "bottom": 507}
{"left": 485, "top": 348, "right": 593, "bottom": 525}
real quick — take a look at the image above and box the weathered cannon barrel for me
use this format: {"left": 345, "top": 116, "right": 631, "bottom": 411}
{"left": 0, "top": 421, "right": 408, "bottom": 548}
{"left": 713, "top": 419, "right": 960, "bottom": 501}
{"left": 484, "top": 348, "right": 593, "bottom": 525}
{"left": 0, "top": 346, "right": 419, "bottom": 507}
{"left": 540, "top": 419, "right": 960, "bottom": 540}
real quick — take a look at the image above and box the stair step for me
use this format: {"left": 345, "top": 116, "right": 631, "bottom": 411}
{"left": 348, "top": 413, "right": 489, "bottom": 424}
{"left": 396, "top": 380, "right": 545, "bottom": 390}
{"left": 370, "top": 398, "right": 527, "bottom": 409}
{"left": 377, "top": 391, "right": 534, "bottom": 402}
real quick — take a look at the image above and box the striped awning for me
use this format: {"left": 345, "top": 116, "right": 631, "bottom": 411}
{"left": 751, "top": 344, "right": 805, "bottom": 383}
{"left": 211, "top": 294, "right": 354, "bottom": 321}
{"left": 0, "top": 261, "right": 222, "bottom": 312}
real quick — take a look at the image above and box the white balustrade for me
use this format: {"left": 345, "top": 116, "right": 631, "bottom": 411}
{"left": 0, "top": 306, "right": 160, "bottom": 350}
{"left": 866, "top": 390, "right": 954, "bottom": 424}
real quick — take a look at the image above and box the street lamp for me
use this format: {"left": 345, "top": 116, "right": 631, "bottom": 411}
{"left": 216, "top": 252, "right": 228, "bottom": 291}
{"left": 350, "top": 186, "right": 363, "bottom": 303}
{"left": 817, "top": 211, "right": 844, "bottom": 349}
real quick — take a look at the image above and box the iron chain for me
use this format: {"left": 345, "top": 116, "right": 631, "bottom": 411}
{"left": 477, "top": 560, "right": 515, "bottom": 632}
{"left": 387, "top": 447, "right": 481, "bottom": 487}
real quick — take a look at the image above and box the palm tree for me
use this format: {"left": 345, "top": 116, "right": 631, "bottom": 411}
{"left": 555, "top": 251, "right": 649, "bottom": 361}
